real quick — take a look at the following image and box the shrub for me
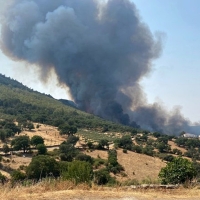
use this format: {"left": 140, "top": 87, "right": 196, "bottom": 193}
{"left": 63, "top": 160, "right": 93, "bottom": 185}
{"left": 0, "top": 172, "right": 6, "bottom": 184}
{"left": 2, "top": 144, "right": 9, "bottom": 154}
{"left": 132, "top": 145, "right": 142, "bottom": 153}
{"left": 159, "top": 157, "right": 197, "bottom": 184}
{"left": 142, "top": 146, "right": 154, "bottom": 156}
{"left": 94, "top": 168, "right": 112, "bottom": 185}
{"left": 11, "top": 170, "right": 26, "bottom": 183}
{"left": 75, "top": 154, "right": 93, "bottom": 164}
{"left": 93, "top": 158, "right": 107, "bottom": 169}
{"left": 123, "top": 149, "right": 127, "bottom": 153}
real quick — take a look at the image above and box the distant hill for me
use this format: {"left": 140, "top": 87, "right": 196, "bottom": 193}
{"left": 0, "top": 74, "right": 136, "bottom": 133}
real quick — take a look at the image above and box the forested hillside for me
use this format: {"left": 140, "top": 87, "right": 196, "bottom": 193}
{"left": 0, "top": 74, "right": 136, "bottom": 133}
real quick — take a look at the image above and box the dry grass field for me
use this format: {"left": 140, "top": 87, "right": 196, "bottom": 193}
{"left": 117, "top": 150, "right": 166, "bottom": 182}
{"left": 0, "top": 180, "right": 200, "bottom": 200}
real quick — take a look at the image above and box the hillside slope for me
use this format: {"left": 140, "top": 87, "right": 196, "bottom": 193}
{"left": 0, "top": 74, "right": 136, "bottom": 133}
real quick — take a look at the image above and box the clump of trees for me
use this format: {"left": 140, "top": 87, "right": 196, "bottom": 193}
{"left": 107, "top": 150, "right": 124, "bottom": 174}
{"left": 0, "top": 120, "right": 21, "bottom": 142}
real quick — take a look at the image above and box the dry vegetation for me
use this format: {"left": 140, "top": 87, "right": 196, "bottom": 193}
{"left": 117, "top": 150, "right": 166, "bottom": 182}
{"left": 21, "top": 123, "right": 66, "bottom": 146}
{"left": 0, "top": 180, "right": 200, "bottom": 200}
{"left": 0, "top": 124, "right": 200, "bottom": 199}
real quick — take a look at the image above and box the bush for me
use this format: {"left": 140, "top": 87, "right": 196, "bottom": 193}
{"left": 93, "top": 158, "right": 107, "bottom": 169}
{"left": 63, "top": 160, "right": 93, "bottom": 185}
{"left": 159, "top": 157, "right": 197, "bottom": 184}
{"left": 94, "top": 168, "right": 112, "bottom": 185}
{"left": 2, "top": 144, "right": 9, "bottom": 154}
{"left": 123, "top": 149, "right": 127, "bottom": 153}
{"left": 0, "top": 172, "right": 6, "bottom": 184}
{"left": 142, "top": 146, "right": 154, "bottom": 156}
{"left": 11, "top": 170, "right": 26, "bottom": 183}
{"left": 132, "top": 145, "right": 142, "bottom": 153}
{"left": 75, "top": 154, "right": 93, "bottom": 164}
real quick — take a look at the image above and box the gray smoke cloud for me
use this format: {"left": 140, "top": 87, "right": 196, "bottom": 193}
{"left": 0, "top": 0, "right": 193, "bottom": 134}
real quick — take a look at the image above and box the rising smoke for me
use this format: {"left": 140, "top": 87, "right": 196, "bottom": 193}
{"left": 0, "top": 0, "right": 193, "bottom": 134}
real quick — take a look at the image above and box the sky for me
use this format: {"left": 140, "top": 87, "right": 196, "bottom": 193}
{"left": 0, "top": 0, "right": 200, "bottom": 122}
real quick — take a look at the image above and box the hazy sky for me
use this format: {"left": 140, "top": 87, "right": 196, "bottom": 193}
{"left": 0, "top": 0, "right": 200, "bottom": 122}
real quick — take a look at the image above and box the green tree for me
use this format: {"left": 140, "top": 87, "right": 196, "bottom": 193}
{"left": 66, "top": 135, "right": 79, "bottom": 146}
{"left": 26, "top": 155, "right": 60, "bottom": 180}
{"left": 59, "top": 143, "right": 79, "bottom": 162}
{"left": 175, "top": 137, "right": 188, "bottom": 147}
{"left": 36, "top": 144, "right": 47, "bottom": 155}
{"left": 159, "top": 157, "right": 197, "bottom": 184}
{"left": 156, "top": 142, "right": 171, "bottom": 153}
{"left": 118, "top": 135, "right": 133, "bottom": 150}
{"left": 87, "top": 141, "right": 93, "bottom": 149}
{"left": 59, "top": 124, "right": 77, "bottom": 135}
{"left": 11, "top": 136, "right": 30, "bottom": 153}
{"left": 4, "top": 122, "right": 21, "bottom": 134}
{"left": 31, "top": 135, "right": 44, "bottom": 147}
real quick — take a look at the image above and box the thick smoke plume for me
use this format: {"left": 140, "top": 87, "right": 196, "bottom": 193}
{"left": 0, "top": 0, "right": 193, "bottom": 134}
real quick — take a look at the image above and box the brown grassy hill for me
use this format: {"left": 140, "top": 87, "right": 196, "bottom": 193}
{"left": 117, "top": 149, "right": 166, "bottom": 182}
